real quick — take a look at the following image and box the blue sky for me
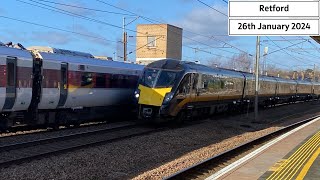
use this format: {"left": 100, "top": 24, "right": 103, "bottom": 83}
{"left": 0, "top": 0, "right": 319, "bottom": 70}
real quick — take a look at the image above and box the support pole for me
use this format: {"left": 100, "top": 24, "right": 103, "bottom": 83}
{"left": 313, "top": 64, "right": 316, "bottom": 95}
{"left": 123, "top": 17, "right": 127, "bottom": 62}
{"left": 254, "top": 36, "right": 260, "bottom": 121}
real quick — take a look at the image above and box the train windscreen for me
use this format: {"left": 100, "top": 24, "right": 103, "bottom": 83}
{"left": 141, "top": 68, "right": 160, "bottom": 87}
{"left": 155, "top": 70, "right": 178, "bottom": 88}
{"left": 141, "top": 68, "right": 178, "bottom": 88}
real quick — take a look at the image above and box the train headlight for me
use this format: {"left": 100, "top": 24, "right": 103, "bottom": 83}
{"left": 134, "top": 89, "right": 140, "bottom": 99}
{"left": 163, "top": 92, "right": 174, "bottom": 104}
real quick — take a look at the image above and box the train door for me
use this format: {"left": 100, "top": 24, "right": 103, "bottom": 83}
{"left": 57, "top": 63, "right": 68, "bottom": 107}
{"left": 190, "top": 73, "right": 198, "bottom": 102}
{"left": 3, "top": 57, "right": 17, "bottom": 110}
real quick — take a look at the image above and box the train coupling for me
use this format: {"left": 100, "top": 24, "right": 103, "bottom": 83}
{"left": 142, "top": 107, "right": 153, "bottom": 118}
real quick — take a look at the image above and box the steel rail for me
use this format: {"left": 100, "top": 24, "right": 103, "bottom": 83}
{"left": 0, "top": 123, "right": 160, "bottom": 167}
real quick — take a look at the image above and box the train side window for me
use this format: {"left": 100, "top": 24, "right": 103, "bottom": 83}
{"left": 81, "top": 72, "right": 93, "bottom": 87}
{"left": 225, "top": 78, "right": 235, "bottom": 90}
{"left": 95, "top": 73, "right": 106, "bottom": 88}
{"left": 192, "top": 73, "right": 199, "bottom": 90}
{"left": 220, "top": 79, "right": 225, "bottom": 89}
{"left": 7, "top": 62, "right": 15, "bottom": 86}
{"left": 201, "top": 74, "right": 208, "bottom": 89}
{"left": 208, "top": 75, "right": 221, "bottom": 91}
{"left": 178, "top": 74, "right": 191, "bottom": 94}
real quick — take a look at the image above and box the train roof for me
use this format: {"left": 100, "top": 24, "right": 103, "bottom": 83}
{"left": 28, "top": 46, "right": 94, "bottom": 58}
{"left": 146, "top": 59, "right": 245, "bottom": 78}
{"left": 0, "top": 44, "right": 33, "bottom": 61}
{"left": 296, "top": 79, "right": 313, "bottom": 85}
{"left": 37, "top": 51, "right": 144, "bottom": 70}
{"left": 146, "top": 59, "right": 310, "bottom": 83}
{"left": 27, "top": 46, "right": 143, "bottom": 70}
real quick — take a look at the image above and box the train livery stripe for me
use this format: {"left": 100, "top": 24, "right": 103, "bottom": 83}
{"left": 0, "top": 65, "right": 33, "bottom": 88}
{"left": 171, "top": 95, "right": 243, "bottom": 116}
{"left": 41, "top": 69, "right": 140, "bottom": 89}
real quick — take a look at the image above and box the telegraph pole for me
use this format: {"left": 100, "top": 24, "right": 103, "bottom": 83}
{"left": 254, "top": 36, "right": 260, "bottom": 122}
{"left": 123, "top": 17, "right": 127, "bottom": 62}
{"left": 122, "top": 16, "right": 139, "bottom": 62}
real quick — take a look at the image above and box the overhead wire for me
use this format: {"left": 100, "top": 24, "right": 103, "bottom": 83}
{"left": 265, "top": 36, "right": 313, "bottom": 67}
{"left": 30, "top": 0, "right": 134, "bottom": 16}
{"left": 280, "top": 36, "right": 320, "bottom": 60}
{"left": 196, "top": 0, "right": 228, "bottom": 17}
{"left": 95, "top": 0, "right": 249, "bottom": 55}
{"left": 25, "top": 0, "right": 246, "bottom": 58}
{"left": 0, "top": 15, "right": 131, "bottom": 46}
{"left": 25, "top": 0, "right": 235, "bottom": 60}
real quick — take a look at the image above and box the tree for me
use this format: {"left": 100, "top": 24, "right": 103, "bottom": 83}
{"left": 224, "top": 53, "right": 252, "bottom": 72}
{"left": 207, "top": 56, "right": 223, "bottom": 68}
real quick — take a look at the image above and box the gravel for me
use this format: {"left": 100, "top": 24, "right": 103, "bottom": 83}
{"left": 1, "top": 101, "right": 320, "bottom": 180}
{"left": 0, "top": 121, "right": 134, "bottom": 146}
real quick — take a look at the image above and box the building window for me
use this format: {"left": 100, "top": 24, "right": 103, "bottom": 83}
{"left": 147, "top": 36, "right": 156, "bottom": 47}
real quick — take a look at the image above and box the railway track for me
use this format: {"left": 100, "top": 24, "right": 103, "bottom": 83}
{"left": 165, "top": 115, "right": 320, "bottom": 180}
{"left": 0, "top": 122, "right": 160, "bottom": 168}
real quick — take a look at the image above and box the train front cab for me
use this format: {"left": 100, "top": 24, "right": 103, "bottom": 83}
{"left": 136, "top": 67, "right": 184, "bottom": 122}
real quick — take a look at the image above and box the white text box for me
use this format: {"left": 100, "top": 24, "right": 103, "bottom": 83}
{"left": 229, "top": 1, "right": 319, "bottom": 17}
{"left": 229, "top": 19, "right": 319, "bottom": 35}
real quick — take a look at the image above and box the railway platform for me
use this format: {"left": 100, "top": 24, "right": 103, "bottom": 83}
{"left": 207, "top": 117, "right": 320, "bottom": 180}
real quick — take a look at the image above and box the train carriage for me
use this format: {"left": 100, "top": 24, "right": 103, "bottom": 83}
{"left": 296, "top": 80, "right": 314, "bottom": 101}
{"left": 136, "top": 59, "right": 319, "bottom": 123}
{"left": 275, "top": 78, "right": 297, "bottom": 103}
{"left": 0, "top": 44, "right": 144, "bottom": 130}
{"left": 0, "top": 43, "right": 33, "bottom": 128}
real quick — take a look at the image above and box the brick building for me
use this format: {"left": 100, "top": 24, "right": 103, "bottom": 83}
{"left": 136, "top": 24, "right": 182, "bottom": 65}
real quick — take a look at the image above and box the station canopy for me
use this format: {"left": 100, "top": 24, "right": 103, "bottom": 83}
{"left": 311, "top": 36, "right": 320, "bottom": 44}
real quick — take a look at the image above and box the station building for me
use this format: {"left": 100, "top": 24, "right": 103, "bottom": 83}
{"left": 136, "top": 24, "right": 182, "bottom": 65}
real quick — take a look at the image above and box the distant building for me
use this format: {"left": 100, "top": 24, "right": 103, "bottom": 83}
{"left": 136, "top": 24, "right": 182, "bottom": 65}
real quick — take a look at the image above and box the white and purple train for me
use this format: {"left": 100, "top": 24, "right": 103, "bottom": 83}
{"left": 0, "top": 42, "right": 143, "bottom": 130}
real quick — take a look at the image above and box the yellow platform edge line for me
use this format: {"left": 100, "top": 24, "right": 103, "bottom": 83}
{"left": 286, "top": 136, "right": 320, "bottom": 180}
{"left": 267, "top": 131, "right": 320, "bottom": 180}
{"left": 274, "top": 133, "right": 320, "bottom": 180}
{"left": 296, "top": 147, "right": 320, "bottom": 180}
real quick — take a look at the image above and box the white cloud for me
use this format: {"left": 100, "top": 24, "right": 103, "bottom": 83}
{"left": 31, "top": 31, "right": 73, "bottom": 45}
{"left": 175, "top": 6, "right": 237, "bottom": 45}
{"left": 72, "top": 24, "right": 111, "bottom": 46}
{"left": 55, "top": 2, "right": 94, "bottom": 16}
{"left": 1, "top": 30, "right": 29, "bottom": 43}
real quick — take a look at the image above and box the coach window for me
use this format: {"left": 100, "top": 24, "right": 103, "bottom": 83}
{"left": 201, "top": 75, "right": 209, "bottom": 89}
{"left": 95, "top": 73, "right": 106, "bottom": 88}
{"left": 81, "top": 72, "right": 93, "bottom": 87}
{"left": 208, "top": 76, "right": 221, "bottom": 92}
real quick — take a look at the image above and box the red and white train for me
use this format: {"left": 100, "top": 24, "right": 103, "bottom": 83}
{"left": 0, "top": 42, "right": 143, "bottom": 130}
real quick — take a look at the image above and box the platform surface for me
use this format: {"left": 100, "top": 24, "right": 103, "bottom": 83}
{"left": 207, "top": 118, "right": 320, "bottom": 180}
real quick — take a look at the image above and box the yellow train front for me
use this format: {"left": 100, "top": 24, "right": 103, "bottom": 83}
{"left": 135, "top": 59, "right": 185, "bottom": 122}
